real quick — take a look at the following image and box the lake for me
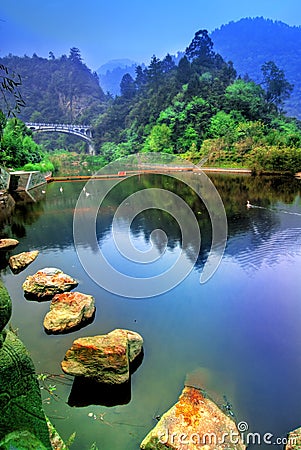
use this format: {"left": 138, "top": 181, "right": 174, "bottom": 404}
{"left": 1, "top": 170, "right": 301, "bottom": 449}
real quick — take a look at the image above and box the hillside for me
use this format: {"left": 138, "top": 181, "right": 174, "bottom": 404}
{"left": 211, "top": 17, "right": 301, "bottom": 118}
{"left": 0, "top": 48, "right": 106, "bottom": 124}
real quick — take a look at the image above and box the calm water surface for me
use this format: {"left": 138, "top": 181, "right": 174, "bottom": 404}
{"left": 1, "top": 173, "right": 301, "bottom": 449}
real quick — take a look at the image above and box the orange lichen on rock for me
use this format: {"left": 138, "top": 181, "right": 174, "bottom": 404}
{"left": 175, "top": 387, "right": 204, "bottom": 427}
{"left": 43, "top": 291, "right": 95, "bottom": 333}
{"left": 61, "top": 329, "right": 143, "bottom": 384}
{"left": 140, "top": 385, "right": 246, "bottom": 450}
{"left": 23, "top": 268, "right": 78, "bottom": 299}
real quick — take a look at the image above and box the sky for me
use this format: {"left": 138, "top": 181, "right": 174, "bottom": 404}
{"left": 0, "top": 0, "right": 300, "bottom": 71}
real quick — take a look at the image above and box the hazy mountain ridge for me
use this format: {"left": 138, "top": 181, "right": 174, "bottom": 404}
{"left": 211, "top": 17, "right": 301, "bottom": 117}
{"left": 97, "top": 60, "right": 138, "bottom": 96}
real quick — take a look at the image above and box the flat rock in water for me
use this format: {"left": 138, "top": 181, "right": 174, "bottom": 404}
{"left": 22, "top": 267, "right": 78, "bottom": 300}
{"left": 8, "top": 250, "right": 39, "bottom": 273}
{"left": 43, "top": 291, "right": 95, "bottom": 333}
{"left": 0, "top": 238, "right": 19, "bottom": 251}
{"left": 140, "top": 385, "right": 246, "bottom": 450}
{"left": 61, "top": 328, "right": 143, "bottom": 384}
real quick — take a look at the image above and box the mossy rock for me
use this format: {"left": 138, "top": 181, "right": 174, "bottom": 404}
{"left": 0, "top": 430, "right": 47, "bottom": 449}
{"left": 0, "top": 280, "right": 12, "bottom": 335}
{"left": 0, "top": 331, "right": 52, "bottom": 449}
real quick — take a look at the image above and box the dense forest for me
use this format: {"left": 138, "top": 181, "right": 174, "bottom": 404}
{"left": 98, "top": 18, "right": 301, "bottom": 119}
{"left": 91, "top": 28, "right": 301, "bottom": 173}
{"left": 1, "top": 24, "right": 301, "bottom": 173}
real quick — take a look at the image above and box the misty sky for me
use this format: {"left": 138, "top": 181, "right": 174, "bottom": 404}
{"left": 1, "top": 0, "right": 300, "bottom": 70}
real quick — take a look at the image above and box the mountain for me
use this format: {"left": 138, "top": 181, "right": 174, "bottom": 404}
{"left": 211, "top": 17, "right": 301, "bottom": 118}
{"left": 97, "top": 59, "right": 139, "bottom": 96}
{"left": 97, "top": 59, "right": 137, "bottom": 75}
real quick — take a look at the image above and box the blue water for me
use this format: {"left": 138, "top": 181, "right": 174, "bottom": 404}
{"left": 1, "top": 173, "right": 301, "bottom": 449}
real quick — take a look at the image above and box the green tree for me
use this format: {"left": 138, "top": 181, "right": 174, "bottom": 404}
{"left": 135, "top": 65, "right": 148, "bottom": 91}
{"left": 261, "top": 61, "right": 293, "bottom": 111}
{"left": 100, "top": 141, "right": 119, "bottom": 162}
{"left": 185, "top": 29, "right": 214, "bottom": 63}
{"left": 147, "top": 55, "right": 163, "bottom": 91}
{"left": 120, "top": 73, "right": 136, "bottom": 99}
{"left": 209, "top": 111, "right": 239, "bottom": 143}
{"left": 161, "top": 54, "right": 175, "bottom": 73}
{"left": 176, "top": 56, "right": 192, "bottom": 85}
{"left": 224, "top": 79, "right": 268, "bottom": 121}
{"left": 69, "top": 47, "right": 83, "bottom": 64}
{"left": 0, "top": 111, "right": 6, "bottom": 139}
{"left": 143, "top": 124, "right": 173, "bottom": 153}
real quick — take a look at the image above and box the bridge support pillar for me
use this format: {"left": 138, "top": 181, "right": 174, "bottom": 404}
{"left": 88, "top": 143, "right": 95, "bottom": 156}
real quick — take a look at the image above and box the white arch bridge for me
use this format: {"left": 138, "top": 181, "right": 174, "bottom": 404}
{"left": 25, "top": 122, "right": 95, "bottom": 155}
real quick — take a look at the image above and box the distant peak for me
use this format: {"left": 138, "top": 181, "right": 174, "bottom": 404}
{"left": 97, "top": 59, "right": 138, "bottom": 74}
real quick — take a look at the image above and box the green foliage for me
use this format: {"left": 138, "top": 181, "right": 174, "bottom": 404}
{"left": 0, "top": 111, "right": 6, "bottom": 139}
{"left": 65, "top": 432, "right": 76, "bottom": 449}
{"left": 261, "top": 61, "right": 293, "bottom": 110}
{"left": 208, "top": 111, "right": 239, "bottom": 143}
{"left": 0, "top": 118, "right": 43, "bottom": 168}
{"left": 248, "top": 145, "right": 301, "bottom": 173}
{"left": 0, "top": 64, "right": 25, "bottom": 117}
{"left": 89, "top": 443, "right": 99, "bottom": 450}
{"left": 224, "top": 80, "right": 268, "bottom": 121}
{"left": 21, "top": 158, "right": 55, "bottom": 173}
{"left": 142, "top": 124, "right": 173, "bottom": 153}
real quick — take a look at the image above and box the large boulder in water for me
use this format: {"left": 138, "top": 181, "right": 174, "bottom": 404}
{"left": 9, "top": 250, "right": 39, "bottom": 273}
{"left": 61, "top": 328, "right": 143, "bottom": 384}
{"left": 22, "top": 267, "right": 78, "bottom": 300}
{"left": 140, "top": 385, "right": 246, "bottom": 450}
{"left": 43, "top": 291, "right": 95, "bottom": 333}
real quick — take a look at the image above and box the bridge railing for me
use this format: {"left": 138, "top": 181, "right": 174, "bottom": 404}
{"left": 26, "top": 122, "right": 90, "bottom": 129}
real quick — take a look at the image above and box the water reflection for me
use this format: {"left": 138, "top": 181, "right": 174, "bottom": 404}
{"left": 68, "top": 378, "right": 132, "bottom": 407}
{"left": 0, "top": 174, "right": 300, "bottom": 274}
